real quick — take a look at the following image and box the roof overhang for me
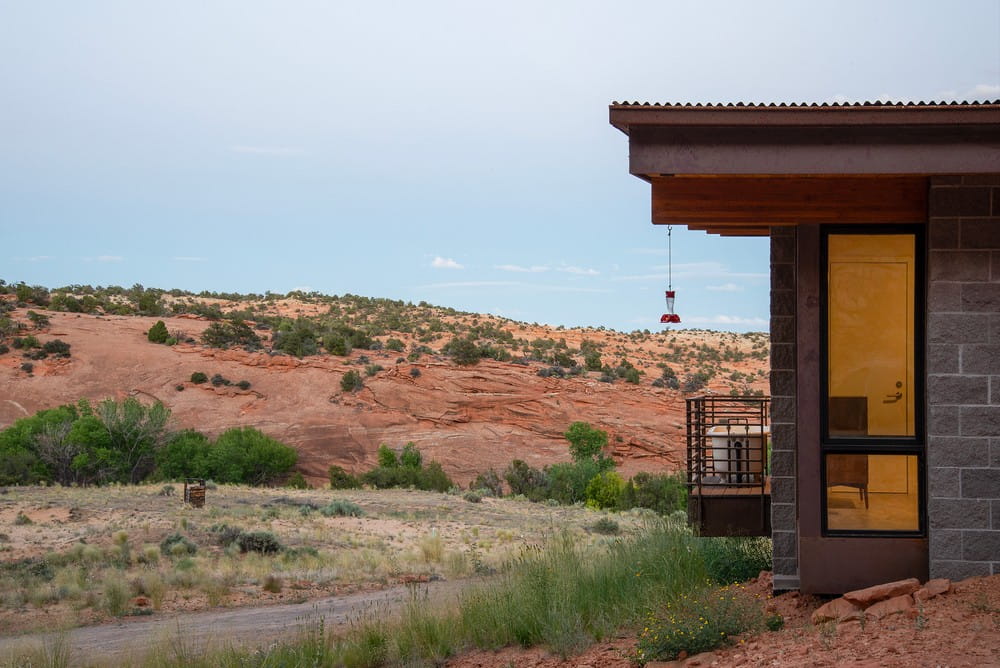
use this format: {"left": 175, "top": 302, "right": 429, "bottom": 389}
{"left": 609, "top": 102, "right": 1000, "bottom": 236}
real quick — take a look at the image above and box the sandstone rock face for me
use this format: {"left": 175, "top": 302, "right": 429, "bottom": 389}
{"left": 0, "top": 309, "right": 768, "bottom": 485}
{"left": 842, "top": 578, "right": 920, "bottom": 608}
{"left": 811, "top": 597, "right": 862, "bottom": 624}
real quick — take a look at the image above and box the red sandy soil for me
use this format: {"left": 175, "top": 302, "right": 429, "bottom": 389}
{"left": 445, "top": 572, "right": 1000, "bottom": 668}
{"left": 0, "top": 301, "right": 767, "bottom": 485}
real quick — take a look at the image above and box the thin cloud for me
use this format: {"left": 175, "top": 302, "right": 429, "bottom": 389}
{"left": 173, "top": 256, "right": 207, "bottom": 262}
{"left": 431, "top": 256, "right": 464, "bottom": 270}
{"left": 628, "top": 248, "right": 669, "bottom": 256}
{"left": 558, "top": 265, "right": 599, "bottom": 276}
{"left": 14, "top": 255, "right": 53, "bottom": 262}
{"left": 418, "top": 280, "right": 609, "bottom": 294}
{"left": 84, "top": 255, "right": 123, "bottom": 263}
{"left": 230, "top": 145, "right": 306, "bottom": 156}
{"left": 706, "top": 282, "right": 744, "bottom": 292}
{"left": 971, "top": 83, "right": 1000, "bottom": 99}
{"left": 495, "top": 264, "right": 548, "bottom": 273}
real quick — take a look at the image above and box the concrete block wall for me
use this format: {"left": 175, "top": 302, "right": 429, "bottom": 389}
{"left": 770, "top": 225, "right": 799, "bottom": 590}
{"left": 927, "top": 174, "right": 1000, "bottom": 579}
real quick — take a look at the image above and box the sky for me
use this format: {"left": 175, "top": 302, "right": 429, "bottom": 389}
{"left": 2, "top": 2, "right": 998, "bottom": 333}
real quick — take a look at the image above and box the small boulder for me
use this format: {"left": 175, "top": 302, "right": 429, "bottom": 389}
{"left": 865, "top": 594, "right": 914, "bottom": 620}
{"left": 914, "top": 578, "right": 952, "bottom": 603}
{"left": 843, "top": 578, "right": 920, "bottom": 607}
{"left": 811, "top": 597, "right": 862, "bottom": 624}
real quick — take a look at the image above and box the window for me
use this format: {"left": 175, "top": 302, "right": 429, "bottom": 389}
{"left": 821, "top": 228, "right": 924, "bottom": 535}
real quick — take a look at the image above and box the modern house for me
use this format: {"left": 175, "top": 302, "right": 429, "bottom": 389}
{"left": 610, "top": 100, "right": 1000, "bottom": 594}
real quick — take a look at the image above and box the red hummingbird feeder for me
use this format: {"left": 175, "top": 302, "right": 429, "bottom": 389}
{"left": 660, "top": 226, "right": 681, "bottom": 324}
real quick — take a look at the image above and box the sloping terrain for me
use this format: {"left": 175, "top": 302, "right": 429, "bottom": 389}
{"left": 0, "top": 292, "right": 768, "bottom": 485}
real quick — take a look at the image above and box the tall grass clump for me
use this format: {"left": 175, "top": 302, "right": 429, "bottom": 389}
{"left": 697, "top": 536, "right": 772, "bottom": 585}
{"left": 458, "top": 521, "right": 707, "bottom": 657}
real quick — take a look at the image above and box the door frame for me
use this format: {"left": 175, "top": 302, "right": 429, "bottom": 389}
{"left": 796, "top": 223, "right": 928, "bottom": 593}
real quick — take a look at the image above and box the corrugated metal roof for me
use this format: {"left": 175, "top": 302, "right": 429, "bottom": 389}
{"left": 610, "top": 100, "right": 1000, "bottom": 108}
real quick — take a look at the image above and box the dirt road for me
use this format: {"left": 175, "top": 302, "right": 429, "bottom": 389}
{"left": 0, "top": 579, "right": 467, "bottom": 666}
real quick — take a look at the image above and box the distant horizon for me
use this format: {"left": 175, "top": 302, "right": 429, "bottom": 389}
{"left": 1, "top": 278, "right": 770, "bottom": 335}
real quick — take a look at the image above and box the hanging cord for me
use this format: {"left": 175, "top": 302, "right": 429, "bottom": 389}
{"left": 667, "top": 225, "right": 673, "bottom": 291}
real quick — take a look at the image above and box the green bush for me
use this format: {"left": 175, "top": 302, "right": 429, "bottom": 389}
{"left": 283, "top": 472, "right": 309, "bottom": 489}
{"left": 320, "top": 500, "right": 364, "bottom": 517}
{"left": 697, "top": 537, "right": 772, "bottom": 585}
{"left": 418, "top": 461, "right": 453, "bottom": 493}
{"left": 564, "top": 422, "right": 608, "bottom": 463}
{"left": 155, "top": 429, "right": 211, "bottom": 480}
{"left": 236, "top": 380, "right": 251, "bottom": 390}
{"left": 328, "top": 465, "right": 361, "bottom": 489}
{"left": 503, "top": 460, "right": 549, "bottom": 502}
{"left": 206, "top": 427, "right": 298, "bottom": 486}
{"left": 160, "top": 533, "right": 197, "bottom": 557}
{"left": 547, "top": 459, "right": 606, "bottom": 505}
{"left": 385, "top": 338, "right": 405, "bottom": 352}
{"left": 471, "top": 468, "right": 503, "bottom": 497}
{"left": 341, "top": 370, "right": 363, "bottom": 392}
{"left": 236, "top": 531, "right": 283, "bottom": 554}
{"left": 190, "top": 371, "right": 208, "bottom": 384}
{"left": 400, "top": 442, "right": 422, "bottom": 468}
{"left": 147, "top": 320, "right": 169, "bottom": 343}
{"left": 590, "top": 517, "right": 620, "bottom": 535}
{"left": 445, "top": 337, "right": 481, "bottom": 366}
{"left": 619, "top": 472, "right": 687, "bottom": 516}
{"left": 584, "top": 351, "right": 602, "bottom": 371}
{"left": 585, "top": 471, "right": 625, "bottom": 510}
{"left": 635, "top": 584, "right": 767, "bottom": 663}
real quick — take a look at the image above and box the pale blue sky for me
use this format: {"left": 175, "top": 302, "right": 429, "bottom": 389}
{"left": 2, "top": 1, "right": 998, "bottom": 332}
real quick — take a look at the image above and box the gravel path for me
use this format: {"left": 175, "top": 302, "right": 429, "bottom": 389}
{"left": 0, "top": 580, "right": 468, "bottom": 666}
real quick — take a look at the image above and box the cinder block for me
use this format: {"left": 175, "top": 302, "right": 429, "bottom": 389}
{"left": 929, "top": 186, "right": 992, "bottom": 217}
{"left": 929, "top": 219, "right": 960, "bottom": 249}
{"left": 770, "top": 423, "right": 796, "bottom": 450}
{"left": 772, "top": 558, "right": 799, "bottom": 580}
{"left": 770, "top": 476, "right": 796, "bottom": 504}
{"left": 770, "top": 502, "right": 796, "bottom": 531}
{"left": 771, "top": 263, "right": 795, "bottom": 291}
{"left": 770, "top": 343, "right": 795, "bottom": 371}
{"left": 993, "top": 251, "right": 1000, "bottom": 283}
{"left": 930, "top": 559, "right": 992, "bottom": 580}
{"left": 929, "top": 250, "right": 991, "bottom": 282}
{"left": 929, "top": 498, "right": 990, "bottom": 529}
{"left": 928, "top": 313, "right": 991, "bottom": 344}
{"left": 770, "top": 397, "right": 795, "bottom": 422}
{"left": 960, "top": 220, "right": 1000, "bottom": 250}
{"left": 930, "top": 528, "right": 963, "bottom": 559}
{"left": 770, "top": 449, "right": 795, "bottom": 476}
{"left": 992, "top": 439, "right": 1000, "bottom": 467}
{"left": 928, "top": 375, "right": 989, "bottom": 406}
{"left": 772, "top": 530, "right": 797, "bottom": 559}
{"left": 928, "top": 281, "right": 963, "bottom": 311}
{"left": 929, "top": 467, "right": 960, "bottom": 499}
{"left": 961, "top": 469, "right": 1000, "bottom": 499}
{"left": 928, "top": 404, "right": 960, "bottom": 436}
{"left": 992, "top": 377, "right": 1000, "bottom": 405}
{"left": 960, "top": 406, "right": 1000, "bottom": 437}
{"left": 962, "top": 284, "right": 1000, "bottom": 313}
{"left": 928, "top": 436, "right": 990, "bottom": 467}
{"left": 994, "top": 500, "right": 1000, "bottom": 529}
{"left": 771, "top": 289, "right": 795, "bottom": 317}
{"left": 770, "top": 316, "right": 794, "bottom": 344}
{"left": 770, "top": 369, "right": 795, "bottom": 397}
{"left": 963, "top": 345, "right": 1000, "bottom": 375}
{"left": 927, "top": 344, "right": 959, "bottom": 375}
{"left": 962, "top": 531, "right": 1000, "bottom": 561}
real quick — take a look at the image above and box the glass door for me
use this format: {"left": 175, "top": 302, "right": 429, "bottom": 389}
{"left": 822, "top": 230, "right": 924, "bottom": 535}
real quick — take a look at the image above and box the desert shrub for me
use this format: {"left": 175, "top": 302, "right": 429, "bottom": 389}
{"left": 26, "top": 310, "right": 50, "bottom": 329}
{"left": 536, "top": 367, "right": 551, "bottom": 378}
{"left": 546, "top": 460, "right": 605, "bottom": 505}
{"left": 207, "top": 427, "right": 298, "bottom": 486}
{"left": 635, "top": 584, "right": 767, "bottom": 663}
{"left": 283, "top": 472, "right": 309, "bottom": 489}
{"left": 41, "top": 339, "right": 70, "bottom": 356}
{"left": 584, "top": 351, "right": 602, "bottom": 371}
{"left": 471, "top": 468, "right": 503, "bottom": 497}
{"left": 147, "top": 320, "right": 169, "bottom": 343}
{"left": 236, "top": 380, "right": 251, "bottom": 390}
{"left": 262, "top": 574, "right": 283, "bottom": 593}
{"left": 590, "top": 517, "right": 620, "bottom": 535}
{"left": 599, "top": 371, "right": 615, "bottom": 383}
{"left": 585, "top": 471, "right": 625, "bottom": 510}
{"left": 209, "top": 524, "right": 244, "bottom": 547}
{"left": 320, "top": 500, "right": 363, "bottom": 517}
{"left": 273, "top": 319, "right": 319, "bottom": 357}
{"left": 103, "top": 574, "right": 130, "bottom": 616}
{"left": 409, "top": 367, "right": 421, "bottom": 378}
{"left": 236, "top": 531, "right": 283, "bottom": 555}
{"left": 619, "top": 472, "right": 687, "bottom": 516}
{"left": 385, "top": 338, "right": 405, "bottom": 352}
{"left": 697, "top": 537, "right": 772, "bottom": 585}
{"left": 623, "top": 367, "right": 641, "bottom": 384}
{"left": 377, "top": 444, "right": 398, "bottom": 468}
{"left": 19, "top": 362, "right": 33, "bottom": 374}
{"left": 159, "top": 533, "right": 197, "bottom": 557}
{"left": 14, "top": 511, "right": 32, "bottom": 526}
{"left": 340, "top": 370, "right": 363, "bottom": 392}
{"left": 682, "top": 372, "right": 711, "bottom": 393}
{"left": 154, "top": 429, "right": 211, "bottom": 480}
{"left": 503, "top": 459, "right": 549, "bottom": 502}
{"left": 0, "top": 344, "right": 8, "bottom": 355}
{"left": 190, "top": 371, "right": 208, "bottom": 384}
{"left": 12, "top": 335, "right": 39, "bottom": 349}
{"left": 210, "top": 373, "right": 230, "bottom": 387}
{"left": 400, "top": 442, "right": 422, "bottom": 469}
{"left": 564, "top": 421, "right": 610, "bottom": 464}
{"left": 418, "top": 461, "right": 453, "bottom": 493}
{"left": 201, "top": 320, "right": 261, "bottom": 349}
{"left": 444, "top": 337, "right": 480, "bottom": 365}
{"left": 364, "top": 363, "right": 383, "bottom": 377}
{"left": 463, "top": 490, "right": 483, "bottom": 503}
{"left": 328, "top": 465, "right": 361, "bottom": 489}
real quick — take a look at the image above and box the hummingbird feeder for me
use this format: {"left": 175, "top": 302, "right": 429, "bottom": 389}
{"left": 660, "top": 226, "right": 681, "bottom": 324}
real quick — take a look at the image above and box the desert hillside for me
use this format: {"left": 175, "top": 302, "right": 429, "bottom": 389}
{"left": 0, "top": 286, "right": 769, "bottom": 485}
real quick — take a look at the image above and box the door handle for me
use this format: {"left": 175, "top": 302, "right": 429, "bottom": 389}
{"left": 883, "top": 392, "right": 902, "bottom": 404}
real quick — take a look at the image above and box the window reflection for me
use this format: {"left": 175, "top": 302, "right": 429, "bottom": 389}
{"left": 826, "top": 454, "right": 919, "bottom": 531}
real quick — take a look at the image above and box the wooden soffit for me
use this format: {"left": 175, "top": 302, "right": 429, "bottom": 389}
{"left": 651, "top": 175, "right": 928, "bottom": 236}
